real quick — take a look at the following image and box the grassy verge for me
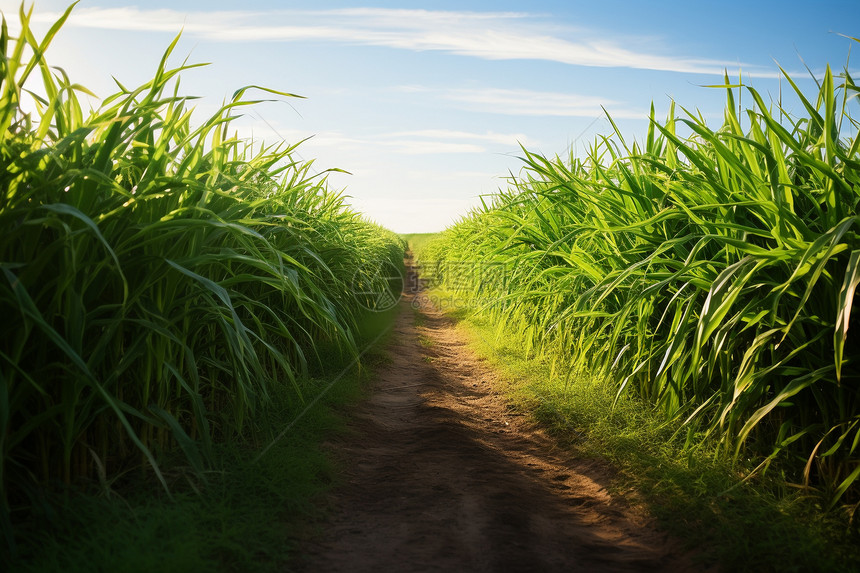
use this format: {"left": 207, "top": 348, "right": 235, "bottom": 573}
{"left": 11, "top": 306, "right": 398, "bottom": 573}
{"left": 427, "top": 285, "right": 860, "bottom": 572}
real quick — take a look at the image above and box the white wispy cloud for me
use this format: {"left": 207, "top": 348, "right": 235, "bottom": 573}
{"left": 386, "top": 141, "right": 485, "bottom": 155}
{"left": 26, "top": 6, "right": 775, "bottom": 76}
{"left": 383, "top": 129, "right": 539, "bottom": 148}
{"left": 242, "top": 125, "right": 533, "bottom": 156}
{"left": 399, "top": 86, "right": 643, "bottom": 118}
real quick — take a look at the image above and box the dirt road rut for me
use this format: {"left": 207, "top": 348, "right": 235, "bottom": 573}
{"left": 297, "top": 261, "right": 697, "bottom": 572}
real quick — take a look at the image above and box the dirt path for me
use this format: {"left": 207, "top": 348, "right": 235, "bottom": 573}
{"left": 296, "top": 258, "right": 698, "bottom": 572}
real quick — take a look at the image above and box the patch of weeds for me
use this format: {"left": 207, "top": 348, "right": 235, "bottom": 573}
{"left": 418, "top": 334, "right": 434, "bottom": 347}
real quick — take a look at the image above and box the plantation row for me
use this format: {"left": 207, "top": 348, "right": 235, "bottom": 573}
{"left": 420, "top": 64, "right": 860, "bottom": 506}
{"left": 0, "top": 5, "right": 404, "bottom": 548}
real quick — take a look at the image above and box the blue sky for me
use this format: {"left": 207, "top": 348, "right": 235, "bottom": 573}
{"left": 2, "top": 1, "right": 858, "bottom": 232}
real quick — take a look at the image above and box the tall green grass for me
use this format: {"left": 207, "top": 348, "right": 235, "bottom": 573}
{"left": 422, "top": 59, "right": 860, "bottom": 510}
{"left": 0, "top": 3, "right": 403, "bottom": 555}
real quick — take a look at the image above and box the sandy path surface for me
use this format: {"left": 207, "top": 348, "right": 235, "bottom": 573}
{"left": 296, "top": 257, "right": 698, "bottom": 572}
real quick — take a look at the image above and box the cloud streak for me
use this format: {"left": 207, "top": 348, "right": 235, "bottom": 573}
{"left": 383, "top": 129, "right": 540, "bottom": 148}
{"left": 29, "top": 6, "right": 777, "bottom": 76}
{"left": 397, "top": 86, "right": 643, "bottom": 118}
{"left": 247, "top": 125, "right": 536, "bottom": 156}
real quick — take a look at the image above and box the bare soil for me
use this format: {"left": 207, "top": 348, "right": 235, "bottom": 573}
{"left": 296, "top": 258, "right": 700, "bottom": 572}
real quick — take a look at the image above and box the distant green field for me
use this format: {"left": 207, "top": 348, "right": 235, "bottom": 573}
{"left": 400, "top": 232, "right": 440, "bottom": 256}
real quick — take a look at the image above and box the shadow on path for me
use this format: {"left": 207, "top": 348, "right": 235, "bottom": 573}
{"left": 296, "top": 255, "right": 699, "bottom": 572}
